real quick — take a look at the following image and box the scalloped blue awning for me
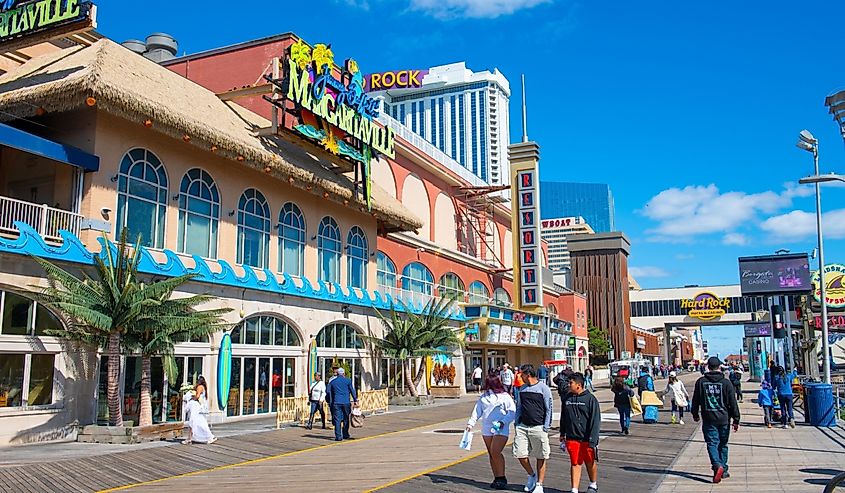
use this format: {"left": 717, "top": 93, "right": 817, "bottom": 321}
{"left": 0, "top": 123, "right": 99, "bottom": 171}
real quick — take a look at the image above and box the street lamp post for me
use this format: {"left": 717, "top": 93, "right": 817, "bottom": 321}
{"left": 796, "top": 132, "right": 838, "bottom": 384}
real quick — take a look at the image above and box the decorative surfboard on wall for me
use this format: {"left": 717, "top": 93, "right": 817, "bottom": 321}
{"left": 308, "top": 337, "right": 318, "bottom": 387}
{"left": 217, "top": 332, "right": 232, "bottom": 411}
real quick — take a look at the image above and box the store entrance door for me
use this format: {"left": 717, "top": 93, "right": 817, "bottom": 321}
{"left": 465, "top": 350, "right": 482, "bottom": 390}
{"left": 487, "top": 350, "right": 506, "bottom": 374}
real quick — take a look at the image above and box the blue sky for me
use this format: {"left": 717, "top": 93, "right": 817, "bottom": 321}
{"left": 96, "top": 0, "right": 845, "bottom": 356}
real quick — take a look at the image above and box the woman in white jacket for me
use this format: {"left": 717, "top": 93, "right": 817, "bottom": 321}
{"left": 465, "top": 373, "right": 516, "bottom": 490}
{"left": 662, "top": 371, "right": 690, "bottom": 425}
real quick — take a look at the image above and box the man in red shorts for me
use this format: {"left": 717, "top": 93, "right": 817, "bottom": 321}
{"left": 559, "top": 373, "right": 601, "bottom": 493}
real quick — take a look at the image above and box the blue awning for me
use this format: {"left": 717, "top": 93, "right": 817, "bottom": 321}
{"left": 0, "top": 123, "right": 99, "bottom": 171}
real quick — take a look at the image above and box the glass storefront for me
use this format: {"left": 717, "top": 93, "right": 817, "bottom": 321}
{"left": 227, "top": 356, "right": 296, "bottom": 417}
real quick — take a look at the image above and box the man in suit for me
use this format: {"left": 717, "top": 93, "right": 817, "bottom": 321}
{"left": 326, "top": 368, "right": 358, "bottom": 441}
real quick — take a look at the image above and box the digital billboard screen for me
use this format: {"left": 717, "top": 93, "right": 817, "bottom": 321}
{"left": 738, "top": 253, "right": 811, "bottom": 295}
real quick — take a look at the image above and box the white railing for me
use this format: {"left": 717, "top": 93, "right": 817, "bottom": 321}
{"left": 0, "top": 195, "right": 82, "bottom": 241}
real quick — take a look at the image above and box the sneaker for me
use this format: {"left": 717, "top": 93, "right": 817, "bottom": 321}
{"left": 524, "top": 473, "right": 537, "bottom": 492}
{"left": 767, "top": 424, "right": 772, "bottom": 429}
{"left": 789, "top": 419, "right": 796, "bottom": 429}
{"left": 722, "top": 471, "right": 730, "bottom": 479}
{"left": 671, "top": 415, "right": 677, "bottom": 424}
{"left": 587, "top": 486, "right": 599, "bottom": 493}
{"left": 713, "top": 466, "right": 724, "bottom": 484}
{"left": 679, "top": 419, "right": 685, "bottom": 425}
{"left": 533, "top": 485, "right": 545, "bottom": 493}
{"left": 490, "top": 477, "right": 508, "bottom": 490}
{"left": 624, "top": 429, "right": 629, "bottom": 435}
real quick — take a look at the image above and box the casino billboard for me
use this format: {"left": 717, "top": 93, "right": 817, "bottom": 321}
{"left": 738, "top": 253, "right": 811, "bottom": 295}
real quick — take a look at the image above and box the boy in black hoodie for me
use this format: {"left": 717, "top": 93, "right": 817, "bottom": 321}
{"left": 691, "top": 356, "right": 741, "bottom": 484}
{"left": 559, "top": 373, "right": 601, "bottom": 493}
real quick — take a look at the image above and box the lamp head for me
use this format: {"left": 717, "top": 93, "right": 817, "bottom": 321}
{"left": 796, "top": 140, "right": 815, "bottom": 152}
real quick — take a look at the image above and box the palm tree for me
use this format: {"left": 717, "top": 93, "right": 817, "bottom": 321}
{"left": 33, "top": 230, "right": 228, "bottom": 426}
{"left": 122, "top": 290, "right": 230, "bottom": 427}
{"left": 368, "top": 297, "right": 463, "bottom": 397}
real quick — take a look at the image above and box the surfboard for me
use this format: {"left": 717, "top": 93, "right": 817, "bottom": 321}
{"left": 308, "top": 338, "right": 318, "bottom": 387}
{"left": 217, "top": 332, "right": 232, "bottom": 411}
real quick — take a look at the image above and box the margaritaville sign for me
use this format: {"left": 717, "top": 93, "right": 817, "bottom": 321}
{"left": 0, "top": 0, "right": 96, "bottom": 48}
{"left": 681, "top": 292, "right": 730, "bottom": 321}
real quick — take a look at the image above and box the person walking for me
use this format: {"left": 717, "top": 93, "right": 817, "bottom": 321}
{"left": 466, "top": 374, "right": 517, "bottom": 490}
{"left": 538, "top": 363, "right": 550, "bottom": 387}
{"left": 472, "top": 364, "right": 484, "bottom": 394}
{"left": 501, "top": 364, "right": 515, "bottom": 396}
{"left": 662, "top": 371, "right": 690, "bottom": 425}
{"left": 584, "top": 366, "right": 595, "bottom": 392}
{"left": 637, "top": 367, "right": 654, "bottom": 399}
{"left": 560, "top": 373, "right": 601, "bottom": 493}
{"left": 773, "top": 366, "right": 798, "bottom": 428}
{"left": 611, "top": 376, "right": 634, "bottom": 435}
{"left": 513, "top": 364, "right": 553, "bottom": 493}
{"left": 513, "top": 368, "right": 525, "bottom": 401}
{"left": 183, "top": 376, "right": 216, "bottom": 445}
{"left": 554, "top": 365, "right": 574, "bottom": 399}
{"left": 729, "top": 365, "right": 744, "bottom": 403}
{"left": 306, "top": 372, "right": 326, "bottom": 430}
{"left": 691, "top": 357, "right": 741, "bottom": 484}
{"left": 757, "top": 380, "right": 776, "bottom": 429}
{"left": 326, "top": 368, "right": 358, "bottom": 441}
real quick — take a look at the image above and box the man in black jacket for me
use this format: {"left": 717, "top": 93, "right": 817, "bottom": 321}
{"left": 691, "top": 357, "right": 741, "bottom": 484}
{"left": 559, "top": 373, "right": 601, "bottom": 493}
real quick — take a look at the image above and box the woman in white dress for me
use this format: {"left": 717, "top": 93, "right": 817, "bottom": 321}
{"left": 184, "top": 376, "right": 217, "bottom": 444}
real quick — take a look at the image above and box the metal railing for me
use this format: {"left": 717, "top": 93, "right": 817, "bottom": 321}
{"left": 0, "top": 195, "right": 82, "bottom": 241}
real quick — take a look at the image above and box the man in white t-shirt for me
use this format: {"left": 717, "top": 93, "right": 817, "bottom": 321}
{"left": 501, "top": 364, "right": 515, "bottom": 395}
{"left": 472, "top": 365, "right": 483, "bottom": 393}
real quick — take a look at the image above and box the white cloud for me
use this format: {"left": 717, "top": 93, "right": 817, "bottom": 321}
{"left": 641, "top": 183, "right": 814, "bottom": 241}
{"left": 629, "top": 266, "right": 670, "bottom": 278}
{"left": 760, "top": 209, "right": 845, "bottom": 240}
{"left": 722, "top": 233, "right": 749, "bottom": 246}
{"left": 675, "top": 253, "right": 695, "bottom": 260}
{"left": 409, "top": 0, "right": 552, "bottom": 18}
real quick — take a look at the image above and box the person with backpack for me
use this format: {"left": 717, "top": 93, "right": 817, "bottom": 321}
{"left": 729, "top": 365, "right": 743, "bottom": 403}
{"left": 691, "top": 357, "right": 741, "bottom": 484}
{"left": 637, "top": 367, "right": 654, "bottom": 399}
{"left": 553, "top": 365, "right": 574, "bottom": 400}
{"left": 611, "top": 376, "right": 634, "bottom": 435}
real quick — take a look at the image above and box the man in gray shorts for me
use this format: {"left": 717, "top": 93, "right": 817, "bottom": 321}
{"left": 513, "top": 364, "right": 553, "bottom": 493}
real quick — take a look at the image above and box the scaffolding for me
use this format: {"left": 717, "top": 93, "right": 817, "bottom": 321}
{"left": 452, "top": 185, "right": 509, "bottom": 270}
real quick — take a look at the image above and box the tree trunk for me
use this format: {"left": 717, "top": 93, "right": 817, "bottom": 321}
{"left": 138, "top": 355, "right": 152, "bottom": 427}
{"left": 107, "top": 331, "right": 123, "bottom": 426}
{"left": 412, "top": 359, "right": 428, "bottom": 395}
{"left": 403, "top": 359, "right": 418, "bottom": 397}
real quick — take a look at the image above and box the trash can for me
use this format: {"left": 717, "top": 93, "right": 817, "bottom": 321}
{"left": 805, "top": 383, "right": 837, "bottom": 427}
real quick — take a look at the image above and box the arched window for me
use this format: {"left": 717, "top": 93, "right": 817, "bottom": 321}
{"left": 278, "top": 202, "right": 305, "bottom": 277}
{"left": 177, "top": 168, "right": 219, "bottom": 258}
{"left": 493, "top": 287, "right": 511, "bottom": 306}
{"left": 401, "top": 262, "right": 433, "bottom": 295}
{"left": 318, "top": 217, "right": 341, "bottom": 284}
{"left": 346, "top": 226, "right": 368, "bottom": 289}
{"left": 437, "top": 272, "right": 465, "bottom": 300}
{"left": 116, "top": 148, "right": 167, "bottom": 248}
{"left": 376, "top": 252, "right": 396, "bottom": 292}
{"left": 231, "top": 315, "right": 301, "bottom": 346}
{"left": 468, "top": 281, "right": 490, "bottom": 304}
{"left": 236, "top": 189, "right": 271, "bottom": 268}
{"left": 547, "top": 303, "right": 558, "bottom": 316}
{"left": 316, "top": 323, "right": 363, "bottom": 349}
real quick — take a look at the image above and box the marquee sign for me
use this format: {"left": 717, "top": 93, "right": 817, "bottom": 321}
{"left": 365, "top": 69, "right": 428, "bottom": 91}
{"left": 516, "top": 169, "right": 543, "bottom": 308}
{"left": 0, "top": 0, "right": 96, "bottom": 50}
{"left": 681, "top": 292, "right": 730, "bottom": 321}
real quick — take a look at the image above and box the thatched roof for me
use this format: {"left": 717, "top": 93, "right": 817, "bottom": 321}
{"left": 0, "top": 39, "right": 421, "bottom": 233}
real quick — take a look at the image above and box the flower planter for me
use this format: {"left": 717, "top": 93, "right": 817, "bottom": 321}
{"left": 430, "top": 385, "right": 462, "bottom": 399}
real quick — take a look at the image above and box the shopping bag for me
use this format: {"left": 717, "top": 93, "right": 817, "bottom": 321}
{"left": 350, "top": 407, "right": 364, "bottom": 428}
{"left": 630, "top": 394, "right": 643, "bottom": 416}
{"left": 459, "top": 430, "right": 474, "bottom": 451}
